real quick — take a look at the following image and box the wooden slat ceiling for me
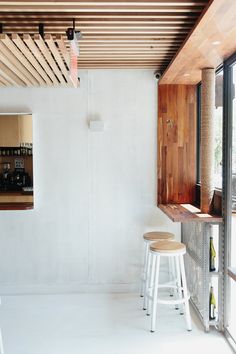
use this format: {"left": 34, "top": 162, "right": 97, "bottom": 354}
{"left": 0, "top": 0, "right": 210, "bottom": 74}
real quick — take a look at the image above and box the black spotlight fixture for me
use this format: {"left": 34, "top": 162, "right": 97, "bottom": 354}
{"left": 66, "top": 19, "right": 82, "bottom": 41}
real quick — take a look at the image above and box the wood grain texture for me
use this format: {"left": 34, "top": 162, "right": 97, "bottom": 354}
{"left": 0, "top": 202, "right": 33, "bottom": 210}
{"left": 158, "top": 84, "right": 196, "bottom": 204}
{"left": 158, "top": 204, "right": 222, "bottom": 223}
{"left": 0, "top": 0, "right": 209, "bottom": 70}
{"left": 160, "top": 0, "right": 236, "bottom": 84}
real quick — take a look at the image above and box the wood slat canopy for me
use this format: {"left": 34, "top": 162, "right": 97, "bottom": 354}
{"left": 0, "top": 33, "right": 79, "bottom": 87}
{"left": 0, "top": 0, "right": 209, "bottom": 74}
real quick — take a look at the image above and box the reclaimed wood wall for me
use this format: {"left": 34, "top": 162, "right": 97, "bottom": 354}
{"left": 158, "top": 84, "right": 197, "bottom": 204}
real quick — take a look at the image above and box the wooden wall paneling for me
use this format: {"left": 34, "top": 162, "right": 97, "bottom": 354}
{"left": 158, "top": 84, "right": 196, "bottom": 205}
{"left": 34, "top": 34, "right": 66, "bottom": 85}
{"left": 12, "top": 34, "right": 52, "bottom": 86}
{"left": 23, "top": 34, "right": 59, "bottom": 86}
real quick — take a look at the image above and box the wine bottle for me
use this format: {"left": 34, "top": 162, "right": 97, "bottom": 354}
{"left": 209, "top": 286, "right": 216, "bottom": 320}
{"left": 210, "top": 237, "right": 216, "bottom": 272}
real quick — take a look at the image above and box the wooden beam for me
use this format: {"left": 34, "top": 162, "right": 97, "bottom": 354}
{"left": 0, "top": 33, "right": 45, "bottom": 86}
{"left": 0, "top": 41, "right": 34, "bottom": 86}
{"left": 12, "top": 33, "right": 53, "bottom": 86}
{"left": 55, "top": 35, "right": 70, "bottom": 68}
{"left": 34, "top": 34, "right": 67, "bottom": 85}
{"left": 0, "top": 74, "right": 11, "bottom": 86}
{"left": 44, "top": 34, "right": 74, "bottom": 86}
{"left": 0, "top": 61, "right": 25, "bottom": 86}
{"left": 23, "top": 34, "right": 59, "bottom": 85}
{"left": 0, "top": 12, "right": 201, "bottom": 19}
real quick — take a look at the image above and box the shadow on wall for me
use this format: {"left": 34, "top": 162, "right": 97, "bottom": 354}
{"left": 143, "top": 207, "right": 181, "bottom": 240}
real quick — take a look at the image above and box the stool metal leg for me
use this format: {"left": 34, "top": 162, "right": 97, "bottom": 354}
{"left": 151, "top": 254, "right": 160, "bottom": 332}
{"left": 143, "top": 246, "right": 152, "bottom": 310}
{"left": 140, "top": 241, "right": 149, "bottom": 298}
{"left": 171, "top": 257, "right": 179, "bottom": 309}
{"left": 147, "top": 252, "right": 156, "bottom": 315}
{"left": 175, "top": 255, "right": 184, "bottom": 315}
{"left": 168, "top": 257, "right": 174, "bottom": 297}
{"left": 180, "top": 255, "right": 192, "bottom": 331}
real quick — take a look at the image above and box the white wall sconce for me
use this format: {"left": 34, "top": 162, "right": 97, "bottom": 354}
{"left": 89, "top": 119, "right": 104, "bottom": 132}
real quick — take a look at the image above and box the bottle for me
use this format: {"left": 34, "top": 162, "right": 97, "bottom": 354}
{"left": 209, "top": 286, "right": 216, "bottom": 320}
{"left": 210, "top": 237, "right": 216, "bottom": 272}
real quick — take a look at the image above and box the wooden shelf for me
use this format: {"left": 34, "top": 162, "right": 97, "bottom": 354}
{"left": 158, "top": 203, "right": 222, "bottom": 223}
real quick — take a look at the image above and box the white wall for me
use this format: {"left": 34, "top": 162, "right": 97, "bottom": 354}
{"left": 0, "top": 70, "right": 180, "bottom": 294}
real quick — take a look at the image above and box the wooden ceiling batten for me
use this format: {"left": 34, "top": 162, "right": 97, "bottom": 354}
{"left": 34, "top": 34, "right": 67, "bottom": 85}
{"left": 0, "top": 75, "right": 11, "bottom": 86}
{"left": 23, "top": 33, "right": 60, "bottom": 85}
{"left": 0, "top": 33, "right": 45, "bottom": 86}
{"left": 56, "top": 35, "right": 71, "bottom": 68}
{"left": 0, "top": 40, "right": 35, "bottom": 86}
{"left": 44, "top": 34, "right": 75, "bottom": 86}
{"left": 12, "top": 33, "right": 53, "bottom": 85}
{"left": 0, "top": 61, "right": 25, "bottom": 86}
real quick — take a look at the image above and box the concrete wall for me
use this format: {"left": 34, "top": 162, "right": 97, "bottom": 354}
{"left": 0, "top": 70, "right": 180, "bottom": 294}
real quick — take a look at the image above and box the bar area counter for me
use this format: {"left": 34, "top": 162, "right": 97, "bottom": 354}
{"left": 0, "top": 191, "right": 33, "bottom": 210}
{"left": 158, "top": 203, "right": 223, "bottom": 223}
{"left": 158, "top": 203, "right": 223, "bottom": 332}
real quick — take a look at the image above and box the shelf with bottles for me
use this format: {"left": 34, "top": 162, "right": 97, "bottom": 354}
{"left": 208, "top": 224, "right": 223, "bottom": 328}
{"left": 0, "top": 144, "right": 33, "bottom": 157}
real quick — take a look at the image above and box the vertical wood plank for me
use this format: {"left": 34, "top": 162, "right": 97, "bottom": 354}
{"left": 158, "top": 84, "right": 196, "bottom": 205}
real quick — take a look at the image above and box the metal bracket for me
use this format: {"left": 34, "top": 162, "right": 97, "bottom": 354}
{"left": 0, "top": 24, "right": 3, "bottom": 34}
{"left": 39, "top": 23, "right": 44, "bottom": 39}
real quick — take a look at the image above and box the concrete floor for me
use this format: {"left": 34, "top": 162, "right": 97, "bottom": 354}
{"left": 0, "top": 293, "right": 233, "bottom": 354}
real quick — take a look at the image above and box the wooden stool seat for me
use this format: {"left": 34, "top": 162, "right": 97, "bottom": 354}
{"left": 143, "top": 231, "right": 174, "bottom": 242}
{"left": 150, "top": 240, "right": 186, "bottom": 254}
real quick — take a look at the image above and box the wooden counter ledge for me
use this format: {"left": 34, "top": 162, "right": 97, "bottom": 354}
{"left": 158, "top": 204, "right": 222, "bottom": 223}
{"left": 0, "top": 202, "right": 33, "bottom": 210}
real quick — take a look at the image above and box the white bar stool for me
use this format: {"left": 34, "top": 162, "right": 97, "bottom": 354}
{"left": 147, "top": 240, "right": 192, "bottom": 333}
{"left": 140, "top": 232, "right": 174, "bottom": 311}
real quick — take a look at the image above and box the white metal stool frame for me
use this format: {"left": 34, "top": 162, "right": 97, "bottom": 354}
{"left": 140, "top": 232, "right": 175, "bottom": 311}
{"left": 147, "top": 245, "right": 192, "bottom": 333}
{"left": 0, "top": 297, "right": 4, "bottom": 354}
